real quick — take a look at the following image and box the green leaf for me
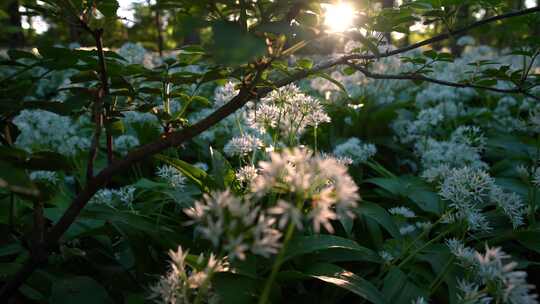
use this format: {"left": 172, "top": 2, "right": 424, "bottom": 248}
{"left": 24, "top": 99, "right": 89, "bottom": 115}
{"left": 211, "top": 21, "right": 266, "bottom": 65}
{"left": 284, "top": 234, "right": 381, "bottom": 263}
{"left": 155, "top": 154, "right": 209, "bottom": 190}
{"left": 302, "top": 263, "right": 387, "bottom": 304}
{"left": 366, "top": 176, "right": 442, "bottom": 214}
{"left": 382, "top": 268, "right": 427, "bottom": 304}
{"left": 313, "top": 72, "right": 348, "bottom": 96}
{"left": 516, "top": 225, "right": 540, "bottom": 254}
{"left": 210, "top": 147, "right": 235, "bottom": 189}
{"left": 8, "top": 49, "right": 37, "bottom": 61}
{"left": 352, "top": 32, "right": 381, "bottom": 57}
{"left": 0, "top": 160, "right": 39, "bottom": 196}
{"left": 50, "top": 276, "right": 113, "bottom": 304}
{"left": 0, "top": 243, "right": 24, "bottom": 257}
{"left": 96, "top": 0, "right": 119, "bottom": 18}
{"left": 355, "top": 201, "right": 401, "bottom": 238}
{"left": 213, "top": 272, "right": 260, "bottom": 304}
{"left": 296, "top": 58, "right": 314, "bottom": 69}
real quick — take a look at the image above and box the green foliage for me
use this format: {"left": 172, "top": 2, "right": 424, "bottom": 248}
{"left": 1, "top": 0, "right": 540, "bottom": 303}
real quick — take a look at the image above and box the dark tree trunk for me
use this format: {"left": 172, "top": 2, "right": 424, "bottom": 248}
{"left": 382, "top": 0, "right": 394, "bottom": 45}
{"left": 154, "top": 5, "right": 164, "bottom": 56}
{"left": 7, "top": 0, "right": 25, "bottom": 48}
{"left": 450, "top": 5, "right": 470, "bottom": 56}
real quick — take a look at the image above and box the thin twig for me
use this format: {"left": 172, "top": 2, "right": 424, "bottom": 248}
{"left": 347, "top": 62, "right": 539, "bottom": 100}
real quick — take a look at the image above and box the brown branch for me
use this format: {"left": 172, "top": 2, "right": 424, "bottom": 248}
{"left": 1, "top": 6, "right": 539, "bottom": 301}
{"left": 347, "top": 62, "right": 539, "bottom": 101}
{"left": 106, "top": 128, "right": 114, "bottom": 165}
{"left": 86, "top": 29, "right": 110, "bottom": 179}
{"left": 86, "top": 104, "right": 103, "bottom": 180}
{"left": 344, "top": 6, "right": 540, "bottom": 62}
{"left": 31, "top": 200, "right": 47, "bottom": 266}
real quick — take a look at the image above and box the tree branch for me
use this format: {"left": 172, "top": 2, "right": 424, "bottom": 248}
{"left": 346, "top": 62, "right": 539, "bottom": 101}
{"left": 86, "top": 29, "right": 110, "bottom": 180}
{"left": 344, "top": 6, "right": 540, "bottom": 62}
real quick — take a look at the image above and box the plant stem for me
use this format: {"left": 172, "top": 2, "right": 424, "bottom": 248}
{"left": 397, "top": 228, "right": 453, "bottom": 268}
{"left": 258, "top": 219, "right": 296, "bottom": 304}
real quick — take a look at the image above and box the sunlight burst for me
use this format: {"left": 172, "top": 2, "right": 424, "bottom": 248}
{"left": 322, "top": 2, "right": 357, "bottom": 33}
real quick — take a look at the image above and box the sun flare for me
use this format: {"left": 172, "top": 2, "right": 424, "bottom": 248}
{"left": 322, "top": 2, "right": 357, "bottom": 33}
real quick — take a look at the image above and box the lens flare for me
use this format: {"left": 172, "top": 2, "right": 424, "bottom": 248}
{"left": 323, "top": 2, "right": 356, "bottom": 33}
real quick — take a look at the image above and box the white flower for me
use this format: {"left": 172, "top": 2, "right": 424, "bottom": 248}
{"left": 116, "top": 186, "right": 136, "bottom": 206}
{"left": 320, "top": 152, "right": 354, "bottom": 166}
{"left": 214, "top": 81, "right": 238, "bottom": 108}
{"left": 114, "top": 135, "right": 140, "bottom": 156}
{"left": 29, "top": 171, "right": 59, "bottom": 184}
{"left": 90, "top": 186, "right": 136, "bottom": 208}
{"left": 156, "top": 165, "right": 186, "bottom": 189}
{"left": 117, "top": 42, "right": 146, "bottom": 64}
{"left": 223, "top": 134, "right": 263, "bottom": 157}
{"left": 411, "top": 297, "right": 429, "bottom": 304}
{"left": 252, "top": 148, "right": 360, "bottom": 233}
{"left": 150, "top": 246, "right": 225, "bottom": 304}
{"left": 446, "top": 238, "right": 476, "bottom": 265}
{"left": 450, "top": 125, "right": 486, "bottom": 151}
{"left": 333, "top": 137, "right": 377, "bottom": 165}
{"left": 490, "top": 187, "right": 526, "bottom": 228}
{"left": 388, "top": 206, "right": 416, "bottom": 218}
{"left": 457, "top": 35, "right": 476, "bottom": 46}
{"left": 245, "top": 84, "right": 330, "bottom": 140}
{"left": 267, "top": 200, "right": 303, "bottom": 230}
{"left": 533, "top": 167, "right": 540, "bottom": 188}
{"left": 379, "top": 250, "right": 394, "bottom": 263}
{"left": 416, "top": 137, "right": 488, "bottom": 182}
{"left": 457, "top": 280, "right": 492, "bottom": 304}
{"left": 399, "top": 224, "right": 416, "bottom": 235}
{"left": 439, "top": 167, "right": 494, "bottom": 231}
{"left": 13, "top": 110, "right": 90, "bottom": 156}
{"left": 449, "top": 242, "right": 539, "bottom": 304}
{"left": 235, "top": 165, "right": 258, "bottom": 187}
{"left": 183, "top": 190, "right": 282, "bottom": 260}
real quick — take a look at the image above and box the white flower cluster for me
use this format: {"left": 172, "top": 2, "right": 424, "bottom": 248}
{"left": 332, "top": 137, "right": 377, "bottom": 165}
{"left": 416, "top": 126, "right": 488, "bottom": 182}
{"left": 252, "top": 148, "right": 359, "bottom": 233}
{"left": 29, "top": 170, "right": 59, "bottom": 184}
{"left": 447, "top": 239, "right": 538, "bottom": 304}
{"left": 189, "top": 81, "right": 243, "bottom": 142}
{"left": 439, "top": 167, "right": 526, "bottom": 230}
{"left": 13, "top": 110, "right": 91, "bottom": 156}
{"left": 246, "top": 84, "right": 330, "bottom": 142}
{"left": 90, "top": 186, "right": 136, "bottom": 208}
{"left": 235, "top": 165, "right": 258, "bottom": 187}
{"left": 156, "top": 165, "right": 187, "bottom": 190}
{"left": 150, "top": 246, "right": 225, "bottom": 304}
{"left": 392, "top": 102, "right": 461, "bottom": 145}
{"left": 517, "top": 166, "right": 540, "bottom": 188}
{"left": 223, "top": 134, "right": 263, "bottom": 157}
{"left": 214, "top": 81, "right": 238, "bottom": 108}
{"left": 183, "top": 190, "right": 282, "bottom": 260}
{"left": 114, "top": 135, "right": 140, "bottom": 156}
{"left": 388, "top": 206, "right": 416, "bottom": 218}
{"left": 117, "top": 42, "right": 147, "bottom": 65}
